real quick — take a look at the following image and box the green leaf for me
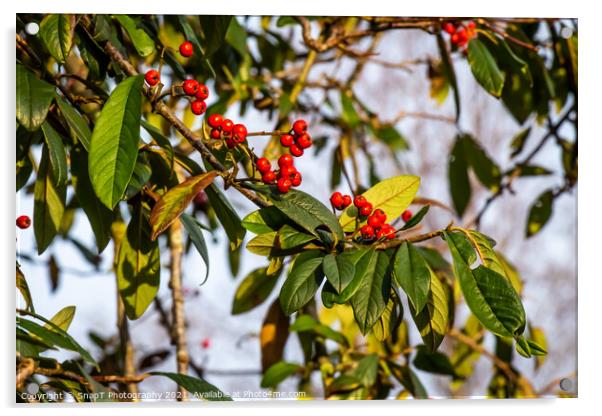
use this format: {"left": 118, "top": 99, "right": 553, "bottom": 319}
{"left": 323, "top": 249, "right": 373, "bottom": 305}
{"left": 401, "top": 205, "right": 430, "bottom": 230}
{"left": 413, "top": 345, "right": 457, "bottom": 377}
{"left": 339, "top": 175, "right": 420, "bottom": 232}
{"left": 16, "top": 64, "right": 55, "bottom": 131}
{"left": 448, "top": 135, "right": 471, "bottom": 217}
{"left": 510, "top": 127, "right": 531, "bottom": 158}
{"left": 467, "top": 37, "right": 505, "bottom": 98}
{"left": 341, "top": 93, "right": 361, "bottom": 128}
{"left": 290, "top": 315, "right": 348, "bottom": 346}
{"left": 232, "top": 267, "right": 278, "bottom": 315}
{"left": 39, "top": 14, "right": 75, "bottom": 63}
{"left": 149, "top": 171, "right": 217, "bottom": 240}
{"left": 409, "top": 268, "right": 450, "bottom": 352}
{"left": 16, "top": 266, "right": 34, "bottom": 312}
{"left": 89, "top": 75, "right": 144, "bottom": 209}
{"left": 372, "top": 292, "right": 402, "bottom": 342}
{"left": 514, "top": 165, "right": 552, "bottom": 177}
{"left": 446, "top": 232, "right": 526, "bottom": 338}
{"left": 460, "top": 229, "right": 505, "bottom": 276}
{"left": 116, "top": 204, "right": 161, "bottom": 320}
{"left": 124, "top": 154, "right": 152, "bottom": 199}
{"left": 327, "top": 374, "right": 362, "bottom": 394}
{"left": 448, "top": 231, "right": 477, "bottom": 265}
{"left": 269, "top": 188, "right": 345, "bottom": 245}
{"left": 41, "top": 122, "right": 68, "bottom": 187}
{"left": 150, "top": 372, "right": 232, "bottom": 401}
{"left": 205, "top": 185, "right": 246, "bottom": 250}
{"left": 389, "top": 361, "right": 428, "bottom": 399}
{"left": 260, "top": 362, "right": 301, "bottom": 388}
{"left": 199, "top": 15, "right": 233, "bottom": 57}
{"left": 241, "top": 206, "right": 290, "bottom": 234}
{"left": 463, "top": 135, "right": 502, "bottom": 192}
{"left": 225, "top": 17, "right": 247, "bottom": 56}
{"left": 141, "top": 120, "right": 174, "bottom": 171}
{"left": 280, "top": 252, "right": 324, "bottom": 315}
{"left": 416, "top": 246, "right": 450, "bottom": 271}
{"left": 246, "top": 232, "right": 281, "bottom": 256}
{"left": 113, "top": 15, "right": 155, "bottom": 57}
{"left": 370, "top": 125, "right": 408, "bottom": 151}
{"left": 322, "top": 253, "right": 356, "bottom": 294}
{"left": 351, "top": 250, "right": 392, "bottom": 335}
{"left": 278, "top": 224, "right": 317, "bottom": 250}
{"left": 393, "top": 242, "right": 431, "bottom": 312}
{"left": 181, "top": 213, "right": 210, "bottom": 285}
{"left": 437, "top": 33, "right": 461, "bottom": 121}
{"left": 56, "top": 97, "right": 92, "bottom": 151}
{"left": 351, "top": 354, "right": 379, "bottom": 387}
{"left": 496, "top": 251, "right": 523, "bottom": 294}
{"left": 70, "top": 146, "right": 113, "bottom": 252}
{"left": 526, "top": 190, "right": 554, "bottom": 237}
{"left": 34, "top": 146, "right": 66, "bottom": 254}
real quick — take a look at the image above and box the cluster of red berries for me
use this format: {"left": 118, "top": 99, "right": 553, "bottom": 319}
{"left": 182, "top": 79, "right": 210, "bottom": 115}
{"left": 256, "top": 154, "right": 302, "bottom": 193}
{"left": 280, "top": 120, "right": 312, "bottom": 157}
{"left": 16, "top": 215, "right": 31, "bottom": 229}
{"left": 351, "top": 196, "right": 397, "bottom": 241}
{"left": 443, "top": 21, "right": 477, "bottom": 48}
{"left": 206, "top": 114, "right": 248, "bottom": 148}
{"left": 329, "top": 192, "right": 352, "bottom": 210}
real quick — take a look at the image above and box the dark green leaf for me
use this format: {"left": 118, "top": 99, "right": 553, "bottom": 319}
{"left": 413, "top": 345, "right": 457, "bottom": 377}
{"left": 448, "top": 135, "right": 471, "bottom": 217}
{"left": 150, "top": 372, "right": 232, "bottom": 401}
{"left": 181, "top": 213, "right": 210, "bottom": 285}
{"left": 393, "top": 242, "right": 431, "bottom": 312}
{"left": 463, "top": 134, "right": 502, "bottom": 192}
{"left": 113, "top": 15, "right": 155, "bottom": 57}
{"left": 514, "top": 165, "right": 552, "bottom": 177}
{"left": 205, "top": 185, "right": 246, "bottom": 250}
{"left": 322, "top": 253, "right": 356, "bottom": 294}
{"left": 241, "top": 206, "right": 290, "bottom": 234}
{"left": 16, "top": 266, "right": 34, "bottom": 312}
{"left": 278, "top": 224, "right": 317, "bottom": 250}
{"left": 41, "top": 122, "right": 68, "bottom": 187}
{"left": 280, "top": 253, "right": 324, "bottom": 315}
{"left": 56, "top": 97, "right": 92, "bottom": 151}
{"left": 39, "top": 14, "right": 75, "bottom": 63}
{"left": 401, "top": 205, "right": 430, "bottom": 230}
{"left": 225, "top": 17, "right": 247, "bottom": 56}
{"left": 124, "top": 154, "right": 152, "bottom": 199}
{"left": 232, "top": 267, "right": 278, "bottom": 315}
{"left": 467, "top": 37, "right": 505, "bottom": 97}
{"left": 389, "top": 361, "right": 428, "bottom": 399}
{"left": 16, "top": 64, "right": 55, "bottom": 131}
{"left": 526, "top": 190, "right": 554, "bottom": 237}
{"left": 260, "top": 362, "right": 301, "bottom": 388}
{"left": 510, "top": 127, "right": 531, "bottom": 158}
{"left": 199, "top": 15, "right": 233, "bottom": 57}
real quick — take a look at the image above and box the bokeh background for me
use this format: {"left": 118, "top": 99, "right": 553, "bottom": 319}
{"left": 16, "top": 16, "right": 577, "bottom": 399}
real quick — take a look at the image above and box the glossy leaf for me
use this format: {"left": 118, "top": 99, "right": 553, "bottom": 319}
{"left": 232, "top": 267, "right": 278, "bottom": 315}
{"left": 401, "top": 205, "right": 430, "bottom": 230}
{"left": 205, "top": 185, "right": 246, "bottom": 250}
{"left": 41, "top": 122, "right": 68, "bottom": 187}
{"left": 393, "top": 242, "right": 431, "bottom": 312}
{"left": 39, "top": 14, "right": 75, "bottom": 63}
{"left": 339, "top": 175, "right": 420, "bottom": 232}
{"left": 181, "top": 213, "right": 210, "bottom": 285}
{"left": 241, "top": 206, "right": 290, "bottom": 234}
{"left": 124, "top": 154, "right": 152, "bottom": 199}
{"left": 56, "top": 97, "right": 92, "bottom": 151}
{"left": 16, "top": 64, "right": 55, "bottom": 131}
{"left": 467, "top": 37, "right": 505, "bottom": 98}
{"left": 322, "top": 253, "right": 355, "bottom": 294}
{"left": 280, "top": 251, "right": 324, "bottom": 315}
{"left": 149, "top": 171, "right": 217, "bottom": 240}
{"left": 278, "top": 224, "right": 317, "bottom": 250}
{"left": 113, "top": 15, "right": 155, "bottom": 57}
{"left": 116, "top": 204, "right": 160, "bottom": 320}
{"left": 34, "top": 146, "right": 66, "bottom": 254}
{"left": 526, "top": 190, "right": 554, "bottom": 237}
{"left": 448, "top": 135, "right": 471, "bottom": 217}
{"left": 150, "top": 372, "right": 231, "bottom": 401}
{"left": 89, "top": 75, "right": 144, "bottom": 209}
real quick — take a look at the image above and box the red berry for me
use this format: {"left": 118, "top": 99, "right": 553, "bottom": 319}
{"left": 277, "top": 177, "right": 292, "bottom": 193}
{"left": 367, "top": 214, "right": 384, "bottom": 228}
{"left": 280, "top": 134, "right": 294, "bottom": 147}
{"left": 196, "top": 84, "right": 209, "bottom": 100}
{"left": 291, "top": 172, "right": 302, "bottom": 187}
{"left": 190, "top": 100, "right": 207, "bottom": 115}
{"left": 256, "top": 157, "right": 271, "bottom": 174}
{"left": 292, "top": 120, "right": 308, "bottom": 135}
{"left": 330, "top": 192, "right": 344, "bottom": 208}
{"left": 210, "top": 128, "right": 221, "bottom": 140}
{"left": 262, "top": 171, "right": 276, "bottom": 184}
{"left": 359, "top": 202, "right": 373, "bottom": 217}
{"left": 144, "top": 69, "right": 160, "bottom": 86}
{"left": 376, "top": 228, "right": 384, "bottom": 239}
{"left": 16, "top": 215, "right": 31, "bottom": 229}
{"left": 443, "top": 22, "right": 456, "bottom": 34}
{"left": 373, "top": 208, "right": 386, "bottom": 223}
{"left": 290, "top": 144, "right": 304, "bottom": 157}
{"left": 382, "top": 224, "right": 396, "bottom": 240}
{"left": 451, "top": 33, "right": 460, "bottom": 44}
{"left": 360, "top": 225, "right": 375, "bottom": 240}
{"left": 402, "top": 209, "right": 413, "bottom": 222}
{"left": 179, "top": 41, "right": 194, "bottom": 58}
{"left": 342, "top": 195, "right": 352, "bottom": 208}
{"left": 207, "top": 114, "right": 224, "bottom": 128}
{"left": 221, "top": 119, "right": 234, "bottom": 133}
{"left": 353, "top": 195, "right": 367, "bottom": 208}
{"left": 182, "top": 79, "right": 199, "bottom": 96}
{"left": 278, "top": 154, "right": 294, "bottom": 168}
{"left": 281, "top": 165, "right": 298, "bottom": 178}
{"left": 225, "top": 137, "right": 236, "bottom": 148}
{"left": 232, "top": 124, "right": 247, "bottom": 138}
{"left": 296, "top": 133, "right": 312, "bottom": 149}
{"left": 201, "top": 337, "right": 211, "bottom": 349}
{"left": 467, "top": 21, "right": 476, "bottom": 30}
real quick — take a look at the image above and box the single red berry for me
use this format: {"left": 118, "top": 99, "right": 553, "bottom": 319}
{"left": 232, "top": 124, "right": 247, "bottom": 139}
{"left": 291, "top": 172, "right": 302, "bottom": 187}
{"left": 353, "top": 195, "right": 367, "bottom": 208}
{"left": 360, "top": 225, "right": 375, "bottom": 240}
{"left": 280, "top": 134, "right": 294, "bottom": 147}
{"left": 193, "top": 191, "right": 209, "bottom": 210}
{"left": 451, "top": 33, "right": 460, "bottom": 44}
{"left": 359, "top": 202, "right": 373, "bottom": 217}
{"left": 280, "top": 166, "right": 297, "bottom": 179}
{"left": 207, "top": 114, "right": 224, "bottom": 128}
{"left": 402, "top": 209, "right": 413, "bottom": 222}
{"left": 443, "top": 22, "right": 456, "bottom": 35}
{"left": 289, "top": 144, "right": 304, "bottom": 157}
{"left": 190, "top": 100, "right": 207, "bottom": 115}
{"left": 342, "top": 195, "right": 352, "bottom": 208}
{"left": 221, "top": 119, "right": 234, "bottom": 133}
{"left": 16, "top": 215, "right": 31, "bottom": 229}
{"left": 210, "top": 128, "right": 221, "bottom": 140}
{"left": 456, "top": 27, "right": 468, "bottom": 42}
{"left": 367, "top": 213, "right": 384, "bottom": 228}
{"left": 277, "top": 177, "right": 292, "bottom": 193}
{"left": 373, "top": 208, "right": 386, "bottom": 223}
{"left": 144, "top": 69, "right": 160, "bottom": 86}
{"left": 296, "top": 133, "right": 312, "bottom": 149}
{"left": 262, "top": 171, "right": 276, "bottom": 184}
{"left": 179, "top": 41, "right": 194, "bottom": 57}
{"left": 382, "top": 224, "right": 396, "bottom": 240}
{"left": 330, "top": 192, "right": 344, "bottom": 208}
{"left": 225, "top": 137, "right": 236, "bottom": 148}
{"left": 196, "top": 84, "right": 209, "bottom": 100}
{"left": 182, "top": 79, "right": 199, "bottom": 96}
{"left": 278, "top": 154, "right": 294, "bottom": 168}
{"left": 376, "top": 228, "right": 384, "bottom": 239}
{"left": 467, "top": 21, "right": 476, "bottom": 30}
{"left": 256, "top": 157, "right": 271, "bottom": 174}
{"left": 292, "top": 119, "right": 308, "bottom": 135}
{"left": 201, "top": 337, "right": 211, "bottom": 349}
